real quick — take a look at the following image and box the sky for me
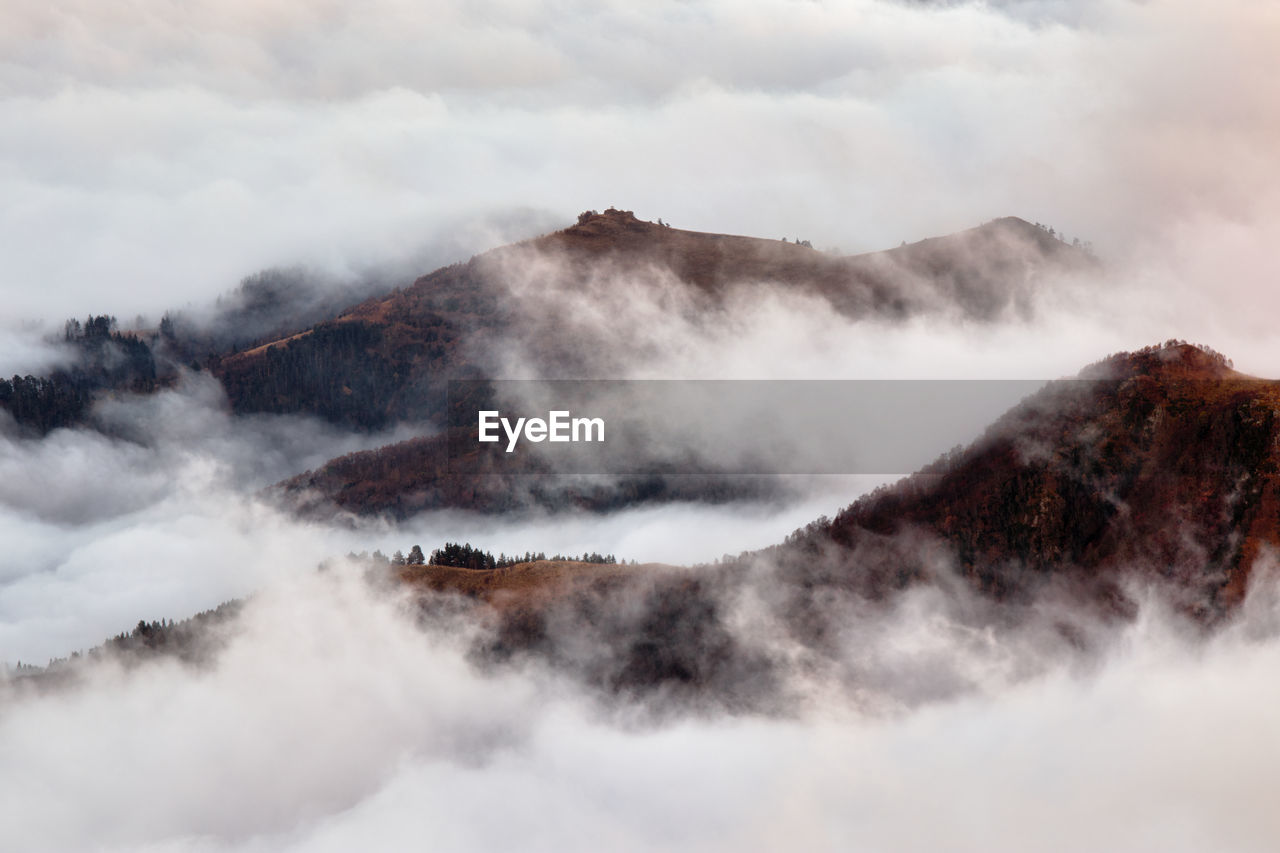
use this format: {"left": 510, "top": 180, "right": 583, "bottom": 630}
{"left": 4, "top": 1, "right": 1280, "bottom": 850}
{"left": 2, "top": 0, "right": 1278, "bottom": 366}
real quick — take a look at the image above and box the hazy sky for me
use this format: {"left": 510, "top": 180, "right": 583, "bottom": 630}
{"left": 3, "top": 0, "right": 1278, "bottom": 350}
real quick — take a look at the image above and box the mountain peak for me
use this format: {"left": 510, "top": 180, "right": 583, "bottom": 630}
{"left": 1083, "top": 341, "right": 1238, "bottom": 381}
{"left": 807, "top": 339, "right": 1268, "bottom": 620}
{"left": 565, "top": 207, "right": 654, "bottom": 237}
{"left": 212, "top": 210, "right": 1101, "bottom": 434}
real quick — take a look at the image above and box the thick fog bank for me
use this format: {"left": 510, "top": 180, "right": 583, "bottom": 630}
{"left": 4, "top": 563, "right": 1280, "bottom": 852}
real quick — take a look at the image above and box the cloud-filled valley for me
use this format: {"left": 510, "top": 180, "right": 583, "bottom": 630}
{"left": 3, "top": 0, "right": 1280, "bottom": 850}
{"left": 7, "top": 558, "right": 1280, "bottom": 852}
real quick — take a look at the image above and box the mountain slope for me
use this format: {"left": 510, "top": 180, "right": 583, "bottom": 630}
{"left": 37, "top": 343, "right": 1276, "bottom": 706}
{"left": 212, "top": 209, "right": 1093, "bottom": 430}
{"left": 767, "top": 342, "right": 1273, "bottom": 621}
{"left": 400, "top": 342, "right": 1279, "bottom": 623}
{"left": 394, "top": 342, "right": 1280, "bottom": 703}
{"left": 235, "top": 209, "right": 1093, "bottom": 516}
{"left": 275, "top": 429, "right": 784, "bottom": 518}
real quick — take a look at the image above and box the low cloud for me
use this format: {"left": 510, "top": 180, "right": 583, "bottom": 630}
{"left": 0, "top": 371, "right": 430, "bottom": 664}
{"left": 3, "top": 0, "right": 1279, "bottom": 356}
{"left": 4, "top": 554, "right": 1280, "bottom": 851}
{"left": 0, "top": 364, "right": 878, "bottom": 664}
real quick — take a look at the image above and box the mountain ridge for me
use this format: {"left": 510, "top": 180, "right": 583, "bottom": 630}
{"left": 210, "top": 209, "right": 1093, "bottom": 430}
{"left": 784, "top": 342, "right": 1276, "bottom": 619}
{"left": 288, "top": 340, "right": 1280, "bottom": 624}
{"left": 228, "top": 209, "right": 1093, "bottom": 516}
{"left": 20, "top": 341, "right": 1278, "bottom": 705}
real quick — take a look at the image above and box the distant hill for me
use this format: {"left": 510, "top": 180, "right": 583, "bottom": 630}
{"left": 33, "top": 343, "right": 1280, "bottom": 708}
{"left": 762, "top": 342, "right": 1269, "bottom": 624}
{"left": 310, "top": 342, "right": 1280, "bottom": 705}
{"left": 247, "top": 209, "right": 1091, "bottom": 515}
{"left": 275, "top": 428, "right": 787, "bottom": 518}
{"left": 2, "top": 209, "right": 1092, "bottom": 515}
{"left": 212, "top": 209, "right": 1093, "bottom": 430}
{"left": 443, "top": 342, "right": 1280, "bottom": 702}
{"left": 400, "top": 342, "right": 1280, "bottom": 679}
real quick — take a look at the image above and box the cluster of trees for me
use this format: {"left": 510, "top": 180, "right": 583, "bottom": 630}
{"left": 348, "top": 542, "right": 624, "bottom": 571}
{"left": 0, "top": 374, "right": 92, "bottom": 433}
{"left": 426, "top": 541, "right": 620, "bottom": 570}
{"left": 1156, "top": 339, "right": 1233, "bottom": 368}
{"left": 577, "top": 208, "right": 645, "bottom": 226}
{"left": 212, "top": 320, "right": 400, "bottom": 429}
{"left": 1032, "top": 222, "right": 1094, "bottom": 255}
{"left": 64, "top": 315, "right": 157, "bottom": 389}
{"left": 15, "top": 601, "right": 242, "bottom": 674}
{"left": 1087, "top": 340, "right": 1235, "bottom": 371}
{"left": 428, "top": 542, "right": 504, "bottom": 570}
{"left": 156, "top": 266, "right": 400, "bottom": 367}
{"left": 208, "top": 256, "right": 511, "bottom": 429}
{"left": 0, "top": 315, "right": 159, "bottom": 433}
{"left": 64, "top": 315, "right": 111, "bottom": 342}
{"left": 99, "top": 601, "right": 242, "bottom": 661}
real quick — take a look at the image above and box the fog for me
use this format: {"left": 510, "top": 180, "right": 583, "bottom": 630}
{"left": 5, "top": 560, "right": 1280, "bottom": 851}
{"left": 0, "top": 368, "right": 883, "bottom": 664}
{"left": 3, "top": 0, "right": 1279, "bottom": 354}
{"left": 3, "top": 0, "right": 1280, "bottom": 849}
{"left": 0, "top": 372, "right": 414, "bottom": 664}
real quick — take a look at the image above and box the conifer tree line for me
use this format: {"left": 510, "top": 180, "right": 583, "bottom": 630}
{"left": 349, "top": 542, "right": 624, "bottom": 570}
{"left": 423, "top": 541, "right": 619, "bottom": 569}
{"left": 0, "top": 314, "right": 160, "bottom": 433}
{"left": 12, "top": 600, "right": 243, "bottom": 674}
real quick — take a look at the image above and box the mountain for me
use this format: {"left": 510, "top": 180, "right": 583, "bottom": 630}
{"left": 276, "top": 431, "right": 784, "bottom": 518}
{"left": 31, "top": 342, "right": 1273, "bottom": 707}
{"left": 767, "top": 341, "right": 1269, "bottom": 622}
{"left": 211, "top": 209, "right": 1093, "bottom": 430}
{"left": 394, "top": 340, "right": 1268, "bottom": 623}
{"left": 378, "top": 342, "right": 1279, "bottom": 703}
{"left": 242, "top": 209, "right": 1091, "bottom": 516}
{"left": 393, "top": 341, "right": 1271, "bottom": 620}
{"left": 0, "top": 210, "right": 1092, "bottom": 516}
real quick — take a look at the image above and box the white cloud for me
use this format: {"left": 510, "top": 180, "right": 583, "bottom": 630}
{"left": 4, "top": 567, "right": 1280, "bottom": 852}
{"left": 3, "top": 2, "right": 1280, "bottom": 847}
{"left": 1, "top": 0, "right": 1277, "bottom": 339}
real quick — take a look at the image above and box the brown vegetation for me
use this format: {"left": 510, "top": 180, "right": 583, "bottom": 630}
{"left": 374, "top": 342, "right": 1280, "bottom": 703}
{"left": 276, "top": 427, "right": 785, "bottom": 517}
{"left": 236, "top": 208, "right": 1090, "bottom": 512}
{"left": 212, "top": 209, "right": 1090, "bottom": 429}
{"left": 766, "top": 342, "right": 1280, "bottom": 622}
{"left": 397, "top": 559, "right": 661, "bottom": 609}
